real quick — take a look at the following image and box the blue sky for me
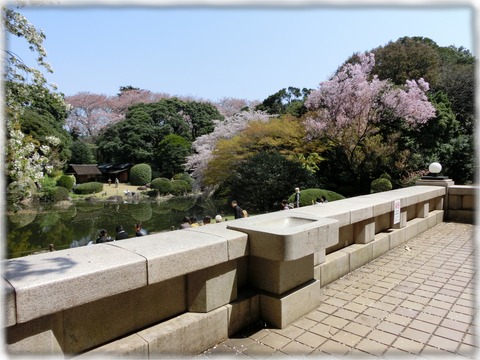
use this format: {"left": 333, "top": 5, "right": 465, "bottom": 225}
{"left": 5, "top": 1, "right": 476, "bottom": 102}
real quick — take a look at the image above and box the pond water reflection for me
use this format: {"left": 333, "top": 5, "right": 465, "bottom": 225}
{"left": 6, "top": 195, "right": 222, "bottom": 259}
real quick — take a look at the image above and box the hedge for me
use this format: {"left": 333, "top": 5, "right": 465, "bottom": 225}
{"left": 74, "top": 182, "right": 104, "bottom": 195}
{"left": 150, "top": 177, "right": 172, "bottom": 195}
{"left": 57, "top": 175, "right": 75, "bottom": 191}
{"left": 371, "top": 178, "right": 393, "bottom": 193}
{"left": 287, "top": 188, "right": 345, "bottom": 207}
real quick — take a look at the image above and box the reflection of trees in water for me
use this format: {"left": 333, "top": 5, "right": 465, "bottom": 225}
{"left": 153, "top": 195, "right": 197, "bottom": 213}
{"left": 7, "top": 229, "right": 35, "bottom": 258}
{"left": 8, "top": 211, "right": 37, "bottom": 228}
{"left": 129, "top": 203, "right": 153, "bottom": 222}
{"left": 6, "top": 196, "right": 220, "bottom": 258}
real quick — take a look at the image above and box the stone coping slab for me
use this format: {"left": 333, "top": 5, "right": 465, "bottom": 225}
{"left": 4, "top": 244, "right": 147, "bottom": 324}
{"left": 182, "top": 223, "right": 249, "bottom": 260}
{"left": 449, "top": 185, "right": 478, "bottom": 195}
{"left": 111, "top": 230, "right": 228, "bottom": 284}
{"left": 289, "top": 186, "right": 445, "bottom": 225}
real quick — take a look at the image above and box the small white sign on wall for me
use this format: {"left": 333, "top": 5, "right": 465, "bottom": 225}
{"left": 393, "top": 199, "right": 401, "bottom": 224}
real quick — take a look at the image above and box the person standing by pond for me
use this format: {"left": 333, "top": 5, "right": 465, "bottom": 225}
{"left": 96, "top": 229, "right": 113, "bottom": 243}
{"left": 115, "top": 225, "right": 129, "bottom": 240}
{"left": 135, "top": 223, "right": 148, "bottom": 236}
{"left": 294, "top": 187, "right": 301, "bottom": 208}
{"left": 231, "top": 200, "right": 243, "bottom": 219}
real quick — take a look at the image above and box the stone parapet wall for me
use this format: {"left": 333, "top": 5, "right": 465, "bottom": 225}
{"left": 4, "top": 184, "right": 466, "bottom": 357}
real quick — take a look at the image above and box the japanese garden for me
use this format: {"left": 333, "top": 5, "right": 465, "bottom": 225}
{"left": 4, "top": 7, "right": 476, "bottom": 258}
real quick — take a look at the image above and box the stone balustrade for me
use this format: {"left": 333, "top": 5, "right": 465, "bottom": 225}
{"left": 3, "top": 183, "right": 476, "bottom": 357}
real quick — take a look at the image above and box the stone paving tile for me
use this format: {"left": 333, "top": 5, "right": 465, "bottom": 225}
{"left": 278, "top": 340, "right": 314, "bottom": 355}
{"left": 199, "top": 222, "right": 477, "bottom": 358}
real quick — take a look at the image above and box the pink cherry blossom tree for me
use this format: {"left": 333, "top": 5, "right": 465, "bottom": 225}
{"left": 65, "top": 89, "right": 170, "bottom": 137}
{"left": 304, "top": 52, "right": 436, "bottom": 183}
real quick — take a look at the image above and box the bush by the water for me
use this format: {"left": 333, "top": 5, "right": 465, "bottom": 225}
{"left": 370, "top": 178, "right": 393, "bottom": 193}
{"left": 130, "top": 163, "right": 152, "bottom": 186}
{"left": 74, "top": 182, "right": 104, "bottom": 195}
{"left": 150, "top": 177, "right": 172, "bottom": 195}
{"left": 170, "top": 180, "right": 191, "bottom": 196}
{"left": 57, "top": 175, "right": 75, "bottom": 191}
{"left": 52, "top": 186, "right": 70, "bottom": 202}
{"left": 287, "top": 188, "right": 345, "bottom": 206}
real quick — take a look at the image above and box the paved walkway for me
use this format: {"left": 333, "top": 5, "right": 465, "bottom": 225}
{"left": 199, "top": 222, "right": 477, "bottom": 358}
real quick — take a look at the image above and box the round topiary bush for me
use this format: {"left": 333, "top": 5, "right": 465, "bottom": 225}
{"left": 130, "top": 163, "right": 152, "bottom": 186}
{"left": 53, "top": 186, "right": 70, "bottom": 202}
{"left": 287, "top": 188, "right": 345, "bottom": 206}
{"left": 173, "top": 172, "right": 194, "bottom": 185}
{"left": 150, "top": 177, "right": 172, "bottom": 195}
{"left": 170, "top": 180, "right": 191, "bottom": 196}
{"left": 370, "top": 178, "right": 393, "bottom": 193}
{"left": 74, "top": 182, "right": 104, "bottom": 195}
{"left": 57, "top": 175, "right": 75, "bottom": 191}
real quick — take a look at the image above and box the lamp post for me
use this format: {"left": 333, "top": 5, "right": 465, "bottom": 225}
{"left": 421, "top": 162, "right": 448, "bottom": 180}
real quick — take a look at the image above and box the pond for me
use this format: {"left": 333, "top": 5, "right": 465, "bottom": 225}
{"left": 6, "top": 195, "right": 226, "bottom": 259}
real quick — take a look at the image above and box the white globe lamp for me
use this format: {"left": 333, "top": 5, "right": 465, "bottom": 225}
{"left": 429, "top": 162, "right": 442, "bottom": 175}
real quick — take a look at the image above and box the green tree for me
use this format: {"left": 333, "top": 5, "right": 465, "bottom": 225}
{"left": 96, "top": 98, "right": 222, "bottom": 164}
{"left": 155, "top": 134, "right": 192, "bottom": 178}
{"left": 70, "top": 140, "right": 96, "bottom": 164}
{"left": 229, "top": 152, "right": 318, "bottom": 213}
{"left": 204, "top": 116, "right": 326, "bottom": 189}
{"left": 255, "top": 87, "right": 311, "bottom": 116}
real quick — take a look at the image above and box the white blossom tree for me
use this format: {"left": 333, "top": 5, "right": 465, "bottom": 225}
{"left": 3, "top": 4, "right": 64, "bottom": 203}
{"left": 185, "top": 110, "right": 272, "bottom": 188}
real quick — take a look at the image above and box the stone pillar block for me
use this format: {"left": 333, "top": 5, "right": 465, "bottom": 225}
{"left": 6, "top": 313, "right": 63, "bottom": 355}
{"left": 188, "top": 260, "right": 237, "bottom": 313}
{"left": 375, "top": 213, "right": 391, "bottom": 233}
{"left": 61, "top": 276, "right": 187, "bottom": 354}
{"left": 319, "top": 251, "right": 349, "bottom": 287}
{"left": 226, "top": 291, "right": 260, "bottom": 336}
{"left": 353, "top": 218, "right": 375, "bottom": 244}
{"left": 341, "top": 243, "right": 373, "bottom": 271}
{"left": 389, "top": 228, "right": 406, "bottom": 249}
{"left": 314, "top": 249, "right": 326, "bottom": 266}
{"left": 405, "top": 218, "right": 420, "bottom": 241}
{"left": 249, "top": 255, "right": 314, "bottom": 295}
{"left": 137, "top": 307, "right": 228, "bottom": 356}
{"left": 260, "top": 280, "right": 320, "bottom": 329}
{"left": 372, "top": 232, "right": 391, "bottom": 258}
{"left": 75, "top": 333, "right": 149, "bottom": 358}
{"left": 416, "top": 201, "right": 429, "bottom": 218}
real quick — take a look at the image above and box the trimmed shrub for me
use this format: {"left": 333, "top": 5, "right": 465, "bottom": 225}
{"left": 57, "top": 175, "right": 75, "bottom": 191}
{"left": 173, "top": 172, "right": 194, "bottom": 186}
{"left": 74, "top": 182, "right": 104, "bottom": 195}
{"left": 170, "top": 180, "right": 191, "bottom": 196}
{"left": 287, "top": 188, "right": 345, "bottom": 207}
{"left": 53, "top": 186, "right": 70, "bottom": 202}
{"left": 379, "top": 173, "right": 392, "bottom": 181}
{"left": 130, "top": 163, "right": 152, "bottom": 186}
{"left": 371, "top": 178, "right": 393, "bottom": 193}
{"left": 150, "top": 177, "right": 172, "bottom": 195}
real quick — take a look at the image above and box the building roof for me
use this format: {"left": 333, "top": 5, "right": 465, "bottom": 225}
{"left": 67, "top": 164, "right": 102, "bottom": 176}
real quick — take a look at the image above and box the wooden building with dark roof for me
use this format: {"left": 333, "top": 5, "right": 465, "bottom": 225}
{"left": 66, "top": 164, "right": 103, "bottom": 184}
